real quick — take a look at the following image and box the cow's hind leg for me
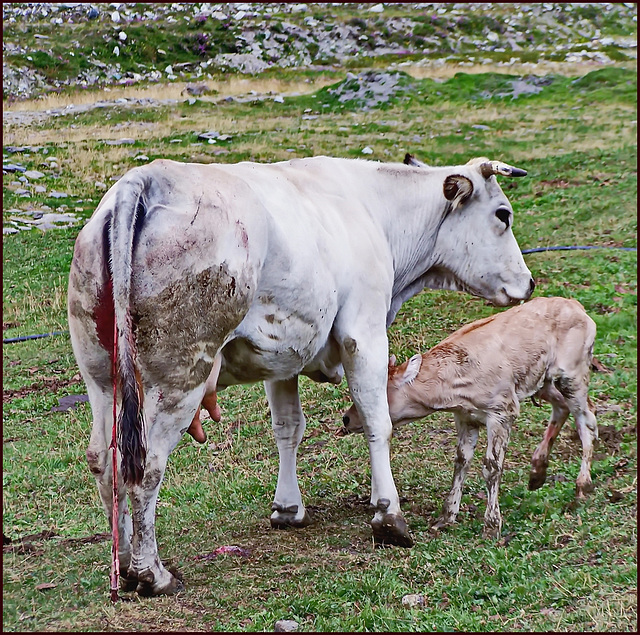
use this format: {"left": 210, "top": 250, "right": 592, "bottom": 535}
{"left": 127, "top": 389, "right": 202, "bottom": 596}
{"left": 433, "top": 414, "right": 479, "bottom": 531}
{"left": 529, "top": 382, "right": 570, "bottom": 491}
{"left": 265, "top": 377, "right": 312, "bottom": 528}
{"left": 84, "top": 380, "right": 136, "bottom": 589}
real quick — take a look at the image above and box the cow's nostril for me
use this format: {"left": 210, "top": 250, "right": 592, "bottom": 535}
{"left": 342, "top": 415, "right": 350, "bottom": 426}
{"left": 529, "top": 277, "right": 536, "bottom": 296}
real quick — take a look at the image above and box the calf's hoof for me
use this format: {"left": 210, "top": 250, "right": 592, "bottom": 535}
{"left": 482, "top": 522, "right": 502, "bottom": 540}
{"left": 134, "top": 567, "right": 185, "bottom": 597}
{"left": 371, "top": 513, "right": 413, "bottom": 547}
{"left": 270, "top": 503, "right": 313, "bottom": 529}
{"left": 528, "top": 471, "right": 547, "bottom": 491}
{"left": 431, "top": 517, "right": 455, "bottom": 533}
{"left": 575, "top": 481, "right": 594, "bottom": 499}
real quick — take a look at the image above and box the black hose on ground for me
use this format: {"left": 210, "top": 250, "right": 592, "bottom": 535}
{"left": 3, "top": 331, "right": 68, "bottom": 344}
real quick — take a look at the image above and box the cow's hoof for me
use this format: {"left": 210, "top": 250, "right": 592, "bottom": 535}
{"left": 371, "top": 513, "right": 413, "bottom": 548}
{"left": 528, "top": 471, "right": 547, "bottom": 490}
{"left": 270, "top": 503, "right": 313, "bottom": 529}
{"left": 135, "top": 567, "right": 185, "bottom": 597}
{"left": 119, "top": 572, "right": 139, "bottom": 592}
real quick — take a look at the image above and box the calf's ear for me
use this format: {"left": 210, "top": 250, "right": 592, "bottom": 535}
{"left": 443, "top": 174, "right": 474, "bottom": 209}
{"left": 400, "top": 354, "right": 422, "bottom": 385}
{"left": 389, "top": 355, "right": 397, "bottom": 367}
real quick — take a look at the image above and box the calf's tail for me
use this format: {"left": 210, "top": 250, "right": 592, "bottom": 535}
{"left": 109, "top": 170, "right": 148, "bottom": 485}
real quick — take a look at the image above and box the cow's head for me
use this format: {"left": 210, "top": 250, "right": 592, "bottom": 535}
{"left": 405, "top": 154, "right": 535, "bottom": 307}
{"left": 342, "top": 354, "right": 429, "bottom": 434}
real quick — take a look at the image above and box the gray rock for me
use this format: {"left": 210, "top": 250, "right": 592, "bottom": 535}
{"left": 401, "top": 593, "right": 426, "bottom": 608}
{"left": 3, "top": 164, "right": 26, "bottom": 173}
{"left": 274, "top": 620, "right": 299, "bottom": 632}
{"left": 24, "top": 170, "right": 45, "bottom": 179}
{"left": 49, "top": 191, "right": 69, "bottom": 198}
{"left": 105, "top": 138, "right": 135, "bottom": 145}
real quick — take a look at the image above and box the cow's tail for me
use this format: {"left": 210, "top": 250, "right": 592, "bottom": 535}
{"left": 109, "top": 170, "right": 148, "bottom": 486}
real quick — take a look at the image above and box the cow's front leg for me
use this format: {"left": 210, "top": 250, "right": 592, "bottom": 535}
{"left": 482, "top": 412, "right": 513, "bottom": 539}
{"left": 433, "top": 414, "right": 479, "bottom": 531}
{"left": 338, "top": 327, "right": 412, "bottom": 548}
{"left": 265, "top": 377, "right": 312, "bottom": 529}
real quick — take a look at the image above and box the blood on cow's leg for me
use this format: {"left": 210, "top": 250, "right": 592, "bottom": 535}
{"left": 481, "top": 412, "right": 512, "bottom": 539}
{"left": 337, "top": 324, "right": 413, "bottom": 548}
{"left": 265, "top": 377, "right": 312, "bottom": 529}
{"left": 434, "top": 414, "right": 479, "bottom": 531}
{"left": 84, "top": 380, "right": 134, "bottom": 586}
{"left": 529, "top": 383, "right": 570, "bottom": 491}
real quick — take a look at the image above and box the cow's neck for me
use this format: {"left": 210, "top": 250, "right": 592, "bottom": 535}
{"left": 369, "top": 165, "right": 451, "bottom": 326}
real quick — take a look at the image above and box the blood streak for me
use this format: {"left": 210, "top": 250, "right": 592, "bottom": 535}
{"left": 93, "top": 278, "right": 115, "bottom": 361}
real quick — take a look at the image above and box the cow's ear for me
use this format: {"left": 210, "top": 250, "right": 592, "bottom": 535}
{"left": 400, "top": 354, "right": 422, "bottom": 385}
{"left": 443, "top": 174, "right": 474, "bottom": 208}
{"left": 404, "top": 153, "right": 428, "bottom": 168}
{"left": 389, "top": 355, "right": 397, "bottom": 367}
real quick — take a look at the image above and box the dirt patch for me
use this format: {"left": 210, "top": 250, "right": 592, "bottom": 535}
{"left": 3, "top": 375, "right": 83, "bottom": 403}
{"left": 3, "top": 530, "right": 110, "bottom": 556}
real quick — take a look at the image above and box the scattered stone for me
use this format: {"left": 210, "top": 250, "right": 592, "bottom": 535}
{"left": 274, "top": 620, "right": 299, "bottom": 632}
{"left": 118, "top": 31, "right": 127, "bottom": 42}
{"left": 369, "top": 3, "right": 384, "bottom": 12}
{"left": 362, "top": 146, "right": 373, "bottom": 154}
{"left": 49, "top": 191, "right": 69, "bottom": 198}
{"left": 134, "top": 154, "right": 149, "bottom": 161}
{"left": 105, "top": 138, "right": 135, "bottom": 145}
{"left": 183, "top": 83, "right": 211, "bottom": 96}
{"left": 273, "top": 95, "right": 284, "bottom": 103}
{"left": 34, "top": 185, "right": 47, "bottom": 193}
{"left": 24, "top": 170, "right": 45, "bottom": 179}
{"left": 401, "top": 593, "right": 426, "bottom": 608}
{"left": 3, "top": 163, "right": 26, "bottom": 173}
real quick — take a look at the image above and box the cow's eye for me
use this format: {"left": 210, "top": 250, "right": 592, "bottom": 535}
{"left": 495, "top": 208, "right": 511, "bottom": 229}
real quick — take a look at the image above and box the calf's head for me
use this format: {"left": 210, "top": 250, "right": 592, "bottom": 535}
{"left": 406, "top": 154, "right": 535, "bottom": 307}
{"left": 342, "top": 354, "right": 429, "bottom": 433}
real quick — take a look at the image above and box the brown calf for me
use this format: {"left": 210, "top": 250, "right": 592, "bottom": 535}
{"left": 342, "top": 297, "right": 598, "bottom": 538}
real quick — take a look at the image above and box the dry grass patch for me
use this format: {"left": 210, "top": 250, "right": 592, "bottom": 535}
{"left": 3, "top": 77, "right": 338, "bottom": 114}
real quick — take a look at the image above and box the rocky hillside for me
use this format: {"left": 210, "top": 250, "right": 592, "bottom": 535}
{"left": 3, "top": 2, "right": 637, "bottom": 101}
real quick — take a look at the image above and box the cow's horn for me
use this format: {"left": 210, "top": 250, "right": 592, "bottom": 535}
{"left": 480, "top": 161, "right": 527, "bottom": 179}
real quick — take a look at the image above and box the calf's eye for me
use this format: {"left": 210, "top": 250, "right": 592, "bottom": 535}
{"left": 495, "top": 208, "right": 511, "bottom": 229}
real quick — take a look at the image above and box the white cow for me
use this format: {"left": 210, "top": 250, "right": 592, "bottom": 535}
{"left": 68, "top": 153, "right": 534, "bottom": 595}
{"left": 342, "top": 296, "right": 598, "bottom": 538}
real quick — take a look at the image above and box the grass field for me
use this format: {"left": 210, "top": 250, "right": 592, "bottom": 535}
{"left": 3, "top": 59, "right": 637, "bottom": 632}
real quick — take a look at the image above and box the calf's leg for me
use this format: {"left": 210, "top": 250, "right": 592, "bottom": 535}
{"left": 433, "top": 414, "right": 479, "bottom": 531}
{"left": 482, "top": 412, "right": 513, "bottom": 539}
{"left": 265, "top": 377, "right": 312, "bottom": 528}
{"left": 529, "top": 382, "right": 570, "bottom": 491}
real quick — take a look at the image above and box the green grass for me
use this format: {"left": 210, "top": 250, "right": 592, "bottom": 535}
{"left": 3, "top": 60, "right": 636, "bottom": 632}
